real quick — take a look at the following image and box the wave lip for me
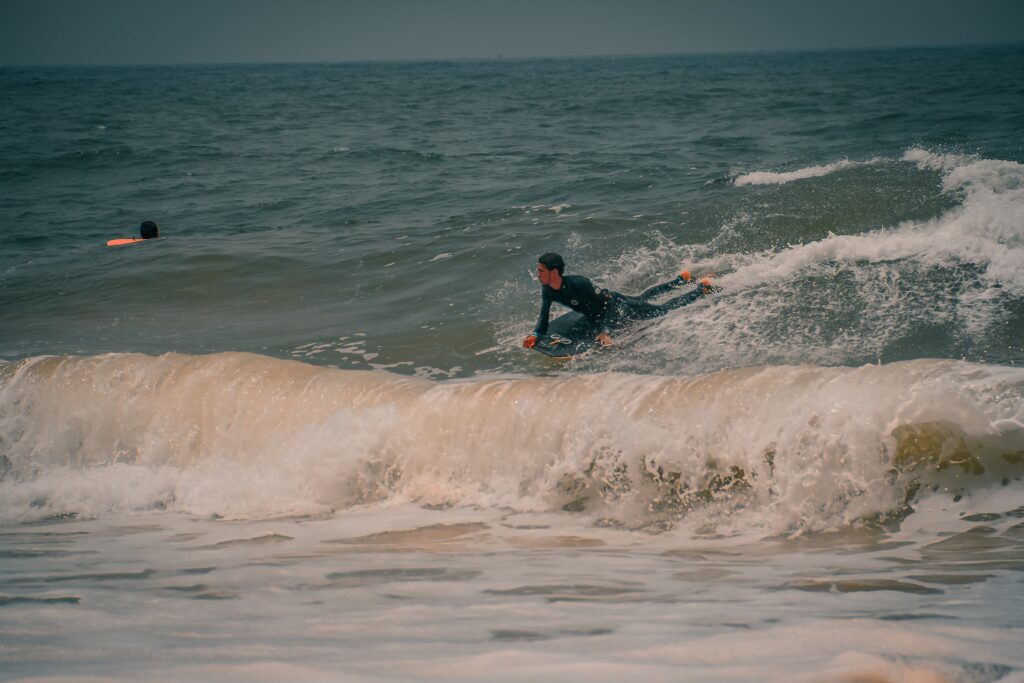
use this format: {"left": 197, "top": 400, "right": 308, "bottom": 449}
{"left": 732, "top": 158, "right": 880, "bottom": 186}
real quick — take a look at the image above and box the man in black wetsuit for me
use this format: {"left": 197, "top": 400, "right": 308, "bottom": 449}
{"left": 522, "top": 252, "right": 716, "bottom": 349}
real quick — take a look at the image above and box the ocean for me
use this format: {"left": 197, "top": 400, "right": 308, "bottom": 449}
{"left": 1, "top": 47, "right": 1023, "bottom": 682}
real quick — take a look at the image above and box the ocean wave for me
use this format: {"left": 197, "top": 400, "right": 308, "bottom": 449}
{"left": 1, "top": 353, "right": 1021, "bottom": 531}
{"left": 633, "top": 148, "right": 1024, "bottom": 373}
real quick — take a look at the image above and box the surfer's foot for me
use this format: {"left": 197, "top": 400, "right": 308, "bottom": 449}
{"left": 699, "top": 277, "right": 721, "bottom": 295}
{"left": 678, "top": 269, "right": 693, "bottom": 283}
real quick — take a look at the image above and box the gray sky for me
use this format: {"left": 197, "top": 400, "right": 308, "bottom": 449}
{"left": 2, "top": 0, "right": 1023, "bottom": 66}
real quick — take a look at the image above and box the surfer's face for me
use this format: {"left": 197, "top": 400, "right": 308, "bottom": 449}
{"left": 536, "top": 263, "right": 555, "bottom": 286}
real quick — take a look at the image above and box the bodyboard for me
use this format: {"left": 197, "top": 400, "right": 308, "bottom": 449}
{"left": 533, "top": 312, "right": 601, "bottom": 358}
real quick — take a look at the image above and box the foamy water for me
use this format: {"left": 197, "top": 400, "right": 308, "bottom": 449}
{"left": 2, "top": 497, "right": 1023, "bottom": 683}
{"left": 2, "top": 352, "right": 1022, "bottom": 531}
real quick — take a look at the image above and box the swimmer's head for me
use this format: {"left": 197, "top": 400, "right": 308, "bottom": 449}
{"left": 140, "top": 221, "right": 159, "bottom": 239}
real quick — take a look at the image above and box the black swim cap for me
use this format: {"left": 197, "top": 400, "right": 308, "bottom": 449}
{"left": 538, "top": 252, "right": 565, "bottom": 275}
{"left": 140, "top": 221, "right": 159, "bottom": 239}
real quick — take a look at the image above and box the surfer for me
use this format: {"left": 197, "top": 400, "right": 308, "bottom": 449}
{"left": 106, "top": 220, "right": 160, "bottom": 247}
{"left": 523, "top": 252, "right": 716, "bottom": 349}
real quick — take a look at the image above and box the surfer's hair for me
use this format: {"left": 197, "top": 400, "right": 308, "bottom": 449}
{"left": 140, "top": 221, "right": 160, "bottom": 239}
{"left": 538, "top": 252, "right": 565, "bottom": 275}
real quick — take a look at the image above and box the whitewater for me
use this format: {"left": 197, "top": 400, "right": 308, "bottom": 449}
{"left": 2, "top": 352, "right": 1023, "bottom": 533}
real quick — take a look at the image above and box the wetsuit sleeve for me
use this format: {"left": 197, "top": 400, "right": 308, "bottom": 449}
{"left": 533, "top": 288, "right": 553, "bottom": 337}
{"left": 576, "top": 279, "right": 612, "bottom": 335}
{"left": 598, "top": 292, "right": 614, "bottom": 334}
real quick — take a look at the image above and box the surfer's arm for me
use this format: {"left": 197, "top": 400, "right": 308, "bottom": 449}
{"left": 596, "top": 288, "right": 615, "bottom": 336}
{"left": 532, "top": 290, "right": 553, "bottom": 338}
{"left": 578, "top": 291, "right": 613, "bottom": 347}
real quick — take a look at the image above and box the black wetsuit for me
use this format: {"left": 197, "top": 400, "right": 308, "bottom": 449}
{"left": 533, "top": 274, "right": 710, "bottom": 337}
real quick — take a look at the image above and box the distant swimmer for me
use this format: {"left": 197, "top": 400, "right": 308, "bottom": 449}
{"left": 523, "top": 252, "right": 718, "bottom": 350}
{"left": 106, "top": 220, "right": 160, "bottom": 247}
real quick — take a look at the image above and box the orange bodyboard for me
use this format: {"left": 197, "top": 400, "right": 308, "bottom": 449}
{"left": 106, "top": 238, "right": 142, "bottom": 247}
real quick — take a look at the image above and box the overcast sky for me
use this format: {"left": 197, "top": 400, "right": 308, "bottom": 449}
{"left": 2, "top": 0, "right": 1023, "bottom": 66}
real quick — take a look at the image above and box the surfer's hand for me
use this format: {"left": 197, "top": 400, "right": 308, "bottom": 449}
{"left": 596, "top": 332, "right": 612, "bottom": 347}
{"left": 523, "top": 335, "right": 537, "bottom": 349}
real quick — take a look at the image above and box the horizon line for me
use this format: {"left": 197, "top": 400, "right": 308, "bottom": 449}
{"left": 3, "top": 40, "right": 1022, "bottom": 70}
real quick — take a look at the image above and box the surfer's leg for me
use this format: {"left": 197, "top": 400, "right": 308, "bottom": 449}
{"left": 637, "top": 269, "right": 700, "bottom": 301}
{"left": 638, "top": 280, "right": 681, "bottom": 301}
{"left": 660, "top": 283, "right": 722, "bottom": 312}
{"left": 615, "top": 297, "right": 664, "bottom": 323}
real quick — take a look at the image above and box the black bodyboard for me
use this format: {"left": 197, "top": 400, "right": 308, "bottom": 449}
{"left": 533, "top": 312, "right": 601, "bottom": 358}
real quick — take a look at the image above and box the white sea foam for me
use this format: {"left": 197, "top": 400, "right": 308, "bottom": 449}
{"left": 901, "top": 147, "right": 973, "bottom": 172}
{"left": 733, "top": 157, "right": 881, "bottom": 186}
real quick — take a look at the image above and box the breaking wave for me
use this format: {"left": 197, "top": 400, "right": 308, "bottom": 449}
{"left": 2, "top": 352, "right": 1022, "bottom": 532}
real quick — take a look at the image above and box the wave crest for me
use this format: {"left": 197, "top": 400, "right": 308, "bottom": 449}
{"left": 732, "top": 158, "right": 880, "bottom": 186}
{"left": 2, "top": 353, "right": 1022, "bottom": 532}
